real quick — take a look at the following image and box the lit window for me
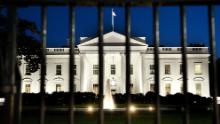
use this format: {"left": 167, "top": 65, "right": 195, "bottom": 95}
{"left": 73, "top": 65, "right": 77, "bottom": 75}
{"left": 111, "top": 78, "right": 116, "bottom": 86}
{"left": 93, "top": 84, "right": 99, "bottom": 95}
{"left": 25, "top": 84, "right": 31, "bottom": 93}
{"left": 111, "top": 65, "right": 116, "bottom": 75}
{"left": 194, "top": 63, "right": 202, "bottom": 75}
{"left": 25, "top": 64, "right": 31, "bottom": 75}
{"left": 195, "top": 83, "right": 201, "bottom": 95}
{"left": 165, "top": 64, "right": 171, "bottom": 75}
{"left": 56, "top": 84, "right": 62, "bottom": 92}
{"left": 150, "top": 84, "right": 155, "bottom": 92}
{"left": 130, "top": 65, "right": 133, "bottom": 75}
{"left": 56, "top": 65, "right": 62, "bottom": 75}
{"left": 93, "top": 65, "right": 99, "bottom": 75}
{"left": 150, "top": 65, "right": 154, "bottom": 74}
{"left": 180, "top": 83, "right": 183, "bottom": 93}
{"left": 165, "top": 83, "right": 171, "bottom": 95}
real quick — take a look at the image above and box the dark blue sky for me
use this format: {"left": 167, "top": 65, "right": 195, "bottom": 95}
{"left": 17, "top": 6, "right": 220, "bottom": 57}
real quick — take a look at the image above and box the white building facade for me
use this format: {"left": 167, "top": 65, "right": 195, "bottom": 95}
{"left": 19, "top": 32, "right": 210, "bottom": 97}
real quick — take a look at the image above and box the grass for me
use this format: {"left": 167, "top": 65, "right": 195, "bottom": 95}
{"left": 19, "top": 110, "right": 213, "bottom": 124}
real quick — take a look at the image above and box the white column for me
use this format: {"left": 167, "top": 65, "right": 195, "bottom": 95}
{"left": 80, "top": 54, "right": 89, "bottom": 92}
{"left": 141, "top": 54, "right": 145, "bottom": 94}
{"left": 136, "top": 54, "right": 143, "bottom": 93}
{"left": 120, "top": 53, "right": 125, "bottom": 93}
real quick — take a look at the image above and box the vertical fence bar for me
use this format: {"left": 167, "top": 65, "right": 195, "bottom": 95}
{"left": 180, "top": 5, "right": 190, "bottom": 124}
{"left": 3, "top": 3, "right": 17, "bottom": 124}
{"left": 208, "top": 5, "right": 219, "bottom": 124}
{"left": 39, "top": 6, "right": 47, "bottom": 124}
{"left": 125, "top": 3, "right": 131, "bottom": 124}
{"left": 14, "top": 64, "right": 22, "bottom": 124}
{"left": 153, "top": 4, "right": 161, "bottom": 124}
{"left": 68, "top": 4, "right": 75, "bottom": 124}
{"left": 98, "top": 3, "right": 104, "bottom": 124}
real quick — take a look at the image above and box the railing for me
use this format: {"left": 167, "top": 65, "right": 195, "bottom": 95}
{"left": 0, "top": 1, "right": 219, "bottom": 124}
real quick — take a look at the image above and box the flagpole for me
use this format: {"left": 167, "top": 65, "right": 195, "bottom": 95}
{"left": 112, "top": 8, "right": 114, "bottom": 31}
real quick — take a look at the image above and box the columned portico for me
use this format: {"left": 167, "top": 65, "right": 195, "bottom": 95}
{"left": 78, "top": 32, "right": 148, "bottom": 94}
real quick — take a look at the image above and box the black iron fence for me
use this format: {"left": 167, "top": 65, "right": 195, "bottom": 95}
{"left": 0, "top": 0, "right": 220, "bottom": 124}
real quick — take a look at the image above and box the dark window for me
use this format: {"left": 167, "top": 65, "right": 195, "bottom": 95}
{"left": 73, "top": 65, "right": 77, "bottom": 75}
{"left": 150, "top": 65, "right": 154, "bottom": 74}
{"left": 180, "top": 64, "right": 183, "bottom": 75}
{"left": 165, "top": 64, "right": 171, "bottom": 75}
{"left": 93, "top": 65, "right": 99, "bottom": 75}
{"left": 130, "top": 64, "right": 133, "bottom": 75}
{"left": 25, "top": 64, "right": 31, "bottom": 75}
{"left": 56, "top": 65, "right": 62, "bottom": 75}
{"left": 111, "top": 64, "right": 116, "bottom": 75}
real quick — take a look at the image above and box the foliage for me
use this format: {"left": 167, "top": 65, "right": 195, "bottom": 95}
{"left": 0, "top": 7, "right": 41, "bottom": 73}
{"left": 22, "top": 92, "right": 212, "bottom": 108}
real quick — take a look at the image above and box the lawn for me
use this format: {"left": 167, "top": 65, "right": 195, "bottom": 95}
{"left": 19, "top": 110, "right": 213, "bottom": 124}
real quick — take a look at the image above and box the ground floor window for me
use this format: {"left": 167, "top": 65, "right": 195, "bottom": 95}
{"left": 93, "top": 84, "right": 99, "bottom": 95}
{"left": 74, "top": 84, "right": 76, "bottom": 92}
{"left": 25, "top": 84, "right": 31, "bottom": 93}
{"left": 165, "top": 83, "right": 171, "bottom": 95}
{"left": 56, "top": 84, "right": 62, "bottom": 92}
{"left": 180, "top": 83, "right": 183, "bottom": 93}
{"left": 195, "top": 83, "right": 201, "bottom": 95}
{"left": 130, "top": 83, "right": 134, "bottom": 94}
{"left": 150, "top": 84, "right": 155, "bottom": 92}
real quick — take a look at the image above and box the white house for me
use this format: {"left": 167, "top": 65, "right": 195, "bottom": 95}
{"left": 19, "top": 31, "right": 210, "bottom": 97}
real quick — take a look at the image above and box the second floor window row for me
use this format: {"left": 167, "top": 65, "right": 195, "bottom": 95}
{"left": 29, "top": 63, "right": 202, "bottom": 76}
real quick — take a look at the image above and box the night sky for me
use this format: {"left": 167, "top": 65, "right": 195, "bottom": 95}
{"left": 17, "top": 6, "right": 220, "bottom": 57}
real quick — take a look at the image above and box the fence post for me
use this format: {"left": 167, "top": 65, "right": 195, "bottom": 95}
{"left": 180, "top": 5, "right": 190, "bottom": 124}
{"left": 153, "top": 4, "right": 161, "bottom": 124}
{"left": 68, "top": 3, "right": 75, "bottom": 124}
{"left": 98, "top": 3, "right": 104, "bottom": 124}
{"left": 125, "top": 3, "right": 131, "bottom": 124}
{"left": 208, "top": 5, "right": 219, "bottom": 124}
{"left": 39, "top": 6, "right": 47, "bottom": 124}
{"left": 1, "top": 3, "right": 17, "bottom": 124}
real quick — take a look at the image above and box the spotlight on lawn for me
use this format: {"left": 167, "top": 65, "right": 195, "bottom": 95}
{"left": 87, "top": 106, "right": 94, "bottom": 112}
{"left": 0, "top": 98, "right": 5, "bottom": 106}
{"left": 148, "top": 106, "right": 154, "bottom": 112}
{"left": 129, "top": 105, "right": 136, "bottom": 113}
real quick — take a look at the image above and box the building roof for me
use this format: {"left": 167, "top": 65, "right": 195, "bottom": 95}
{"left": 78, "top": 31, "right": 147, "bottom": 46}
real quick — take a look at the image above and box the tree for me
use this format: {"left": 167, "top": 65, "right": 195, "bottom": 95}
{"left": 0, "top": 7, "right": 41, "bottom": 73}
